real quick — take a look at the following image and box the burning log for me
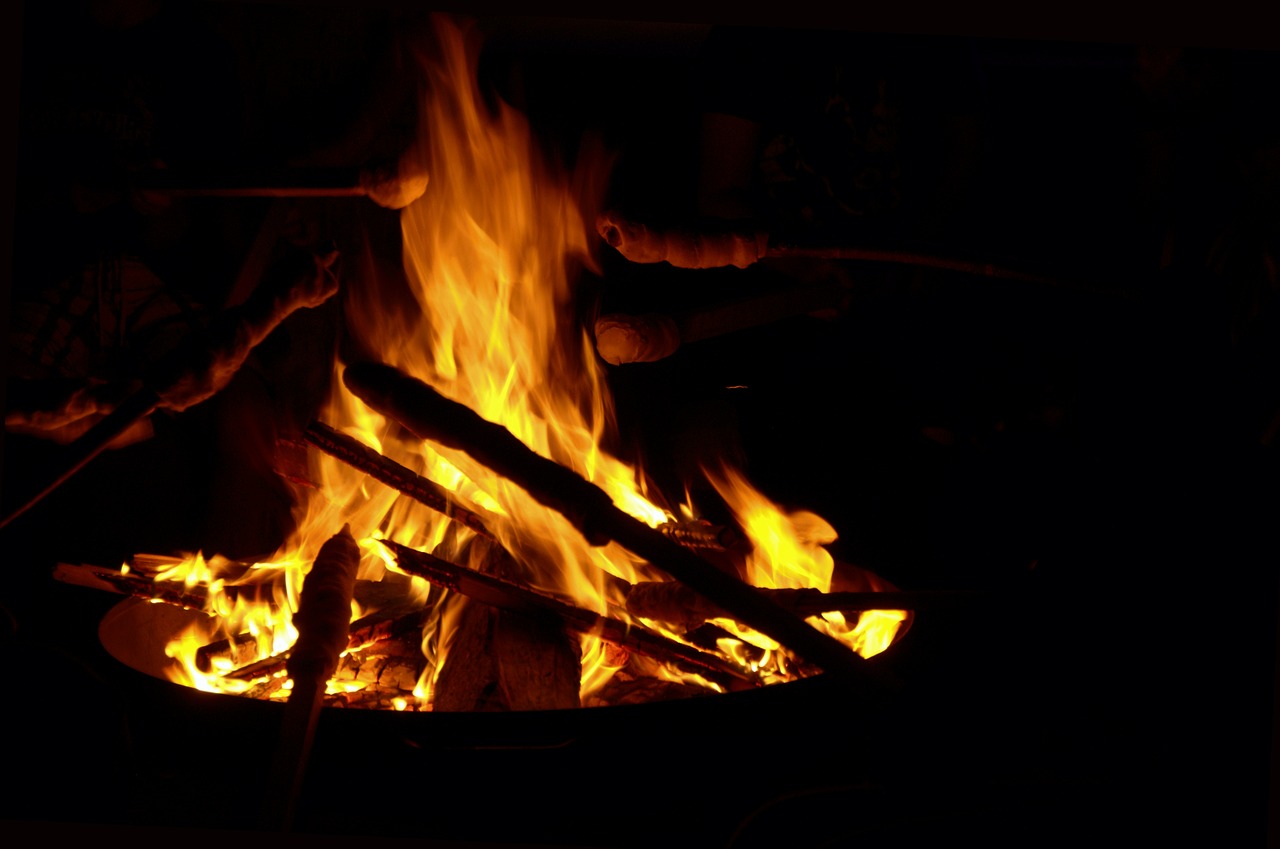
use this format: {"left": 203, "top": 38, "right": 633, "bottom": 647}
{"left": 383, "top": 541, "right": 757, "bottom": 690}
{"left": 221, "top": 605, "right": 429, "bottom": 683}
{"left": 303, "top": 420, "right": 497, "bottom": 541}
{"left": 343, "top": 363, "right": 882, "bottom": 686}
{"left": 493, "top": 608, "right": 582, "bottom": 711}
{"left": 658, "top": 520, "right": 747, "bottom": 553}
{"left": 308, "top": 420, "right": 748, "bottom": 561}
{"left": 196, "top": 632, "right": 261, "bottom": 674}
{"left": 53, "top": 562, "right": 278, "bottom": 613}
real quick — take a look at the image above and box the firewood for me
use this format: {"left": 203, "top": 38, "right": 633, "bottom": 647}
{"left": 343, "top": 362, "right": 880, "bottom": 686}
{"left": 382, "top": 541, "right": 758, "bottom": 690}
{"left": 52, "top": 562, "right": 278, "bottom": 613}
{"left": 493, "top": 609, "right": 582, "bottom": 711}
{"left": 658, "top": 520, "right": 747, "bottom": 553}
{"left": 222, "top": 606, "right": 428, "bottom": 683}
{"left": 345, "top": 606, "right": 430, "bottom": 649}
{"left": 304, "top": 420, "right": 497, "bottom": 541}
{"left": 196, "top": 632, "right": 263, "bottom": 674}
{"left": 431, "top": 599, "right": 502, "bottom": 712}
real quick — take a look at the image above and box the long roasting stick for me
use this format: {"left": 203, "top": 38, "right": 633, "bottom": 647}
{"left": 342, "top": 362, "right": 885, "bottom": 687}
{"left": 595, "top": 210, "right": 1137, "bottom": 300}
{"left": 380, "top": 540, "right": 758, "bottom": 689}
{"left": 130, "top": 164, "right": 429, "bottom": 210}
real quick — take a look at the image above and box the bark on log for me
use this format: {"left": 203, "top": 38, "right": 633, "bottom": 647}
{"left": 196, "top": 632, "right": 263, "bottom": 674}
{"left": 431, "top": 600, "right": 502, "bottom": 712}
{"left": 493, "top": 609, "right": 582, "bottom": 711}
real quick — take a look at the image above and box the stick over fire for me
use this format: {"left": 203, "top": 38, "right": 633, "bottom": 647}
{"left": 341, "top": 361, "right": 889, "bottom": 688}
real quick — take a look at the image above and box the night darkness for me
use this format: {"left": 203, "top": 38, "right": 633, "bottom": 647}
{"left": 2, "top": 3, "right": 1277, "bottom": 847}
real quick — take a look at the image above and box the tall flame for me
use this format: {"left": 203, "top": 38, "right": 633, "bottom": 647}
{"left": 156, "top": 15, "right": 904, "bottom": 705}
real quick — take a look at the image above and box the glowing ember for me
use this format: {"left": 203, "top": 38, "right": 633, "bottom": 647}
{"left": 147, "top": 15, "right": 907, "bottom": 708}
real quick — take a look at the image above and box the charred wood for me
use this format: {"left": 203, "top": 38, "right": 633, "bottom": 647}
{"left": 304, "top": 420, "right": 497, "bottom": 541}
{"left": 222, "top": 606, "right": 428, "bottom": 683}
{"left": 197, "top": 632, "right": 263, "bottom": 674}
{"left": 382, "top": 541, "right": 758, "bottom": 690}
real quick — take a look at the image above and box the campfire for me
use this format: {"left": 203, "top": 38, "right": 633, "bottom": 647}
{"left": 50, "top": 15, "right": 910, "bottom": 716}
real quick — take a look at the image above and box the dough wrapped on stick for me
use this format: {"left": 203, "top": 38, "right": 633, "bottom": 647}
{"left": 287, "top": 524, "right": 361, "bottom": 682}
{"left": 596, "top": 210, "right": 764, "bottom": 269}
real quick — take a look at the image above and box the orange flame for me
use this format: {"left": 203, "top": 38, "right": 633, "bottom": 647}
{"left": 156, "top": 15, "right": 904, "bottom": 705}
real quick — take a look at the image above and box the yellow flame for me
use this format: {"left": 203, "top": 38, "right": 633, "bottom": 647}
{"left": 156, "top": 15, "right": 905, "bottom": 705}
{"left": 707, "top": 465, "right": 906, "bottom": 661}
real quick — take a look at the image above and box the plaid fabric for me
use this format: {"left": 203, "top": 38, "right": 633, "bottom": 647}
{"left": 10, "top": 254, "right": 204, "bottom": 384}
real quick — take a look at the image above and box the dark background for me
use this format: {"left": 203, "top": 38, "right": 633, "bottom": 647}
{"left": 2, "top": 2, "right": 1277, "bottom": 847}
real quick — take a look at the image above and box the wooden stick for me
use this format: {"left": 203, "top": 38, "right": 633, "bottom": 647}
{"left": 304, "top": 420, "right": 497, "bottom": 541}
{"left": 196, "top": 632, "right": 262, "bottom": 673}
{"left": 382, "top": 540, "right": 758, "bottom": 690}
{"left": 658, "top": 520, "right": 747, "bottom": 553}
{"left": 343, "top": 363, "right": 885, "bottom": 687}
{"left": 129, "top": 165, "right": 428, "bottom": 209}
{"left": 52, "top": 562, "right": 279, "bottom": 613}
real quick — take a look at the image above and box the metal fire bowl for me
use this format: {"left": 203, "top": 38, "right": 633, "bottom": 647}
{"left": 98, "top": 593, "right": 893, "bottom": 728}
{"left": 98, "top": 594, "right": 902, "bottom": 843}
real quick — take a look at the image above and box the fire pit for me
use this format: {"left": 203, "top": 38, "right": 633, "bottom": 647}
{"left": 55, "top": 14, "right": 912, "bottom": 729}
